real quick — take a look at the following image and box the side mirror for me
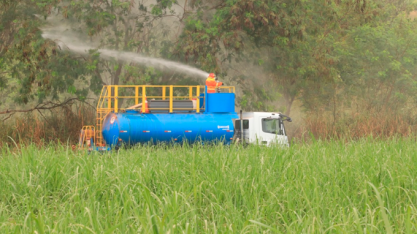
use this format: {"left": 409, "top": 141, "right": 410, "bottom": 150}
{"left": 279, "top": 114, "right": 292, "bottom": 122}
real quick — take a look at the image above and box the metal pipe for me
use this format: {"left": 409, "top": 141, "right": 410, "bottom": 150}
{"left": 169, "top": 85, "right": 173, "bottom": 113}
{"left": 162, "top": 87, "right": 166, "bottom": 100}
{"left": 196, "top": 87, "right": 200, "bottom": 113}
{"left": 189, "top": 87, "right": 193, "bottom": 100}
{"left": 115, "top": 87, "right": 119, "bottom": 113}
{"left": 107, "top": 86, "right": 112, "bottom": 110}
{"left": 204, "top": 86, "right": 208, "bottom": 113}
{"left": 135, "top": 86, "right": 139, "bottom": 105}
{"left": 240, "top": 109, "right": 244, "bottom": 144}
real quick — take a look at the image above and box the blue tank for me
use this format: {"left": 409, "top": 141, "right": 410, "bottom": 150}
{"left": 102, "top": 111, "right": 238, "bottom": 146}
{"left": 101, "top": 92, "right": 238, "bottom": 146}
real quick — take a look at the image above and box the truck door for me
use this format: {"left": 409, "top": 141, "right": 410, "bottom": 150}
{"left": 260, "top": 117, "right": 289, "bottom": 146}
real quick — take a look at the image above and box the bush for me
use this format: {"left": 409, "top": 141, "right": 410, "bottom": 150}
{"left": 0, "top": 104, "right": 95, "bottom": 147}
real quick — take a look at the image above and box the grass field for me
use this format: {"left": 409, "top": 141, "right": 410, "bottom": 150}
{"left": 0, "top": 139, "right": 417, "bottom": 233}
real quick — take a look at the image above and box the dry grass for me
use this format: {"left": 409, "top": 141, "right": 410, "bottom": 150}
{"left": 295, "top": 110, "right": 416, "bottom": 140}
{"left": 0, "top": 104, "right": 95, "bottom": 147}
{"left": 1, "top": 104, "right": 416, "bottom": 147}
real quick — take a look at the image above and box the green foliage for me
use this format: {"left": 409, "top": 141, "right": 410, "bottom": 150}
{"left": 0, "top": 0, "right": 186, "bottom": 109}
{"left": 175, "top": 0, "right": 417, "bottom": 116}
{"left": 2, "top": 0, "right": 417, "bottom": 124}
{"left": 59, "top": 0, "right": 180, "bottom": 87}
{"left": 1, "top": 139, "right": 417, "bottom": 232}
{"left": 335, "top": 15, "right": 417, "bottom": 111}
{"left": 0, "top": 0, "right": 93, "bottom": 105}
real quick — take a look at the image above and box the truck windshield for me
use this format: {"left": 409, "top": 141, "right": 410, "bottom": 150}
{"left": 262, "top": 118, "right": 283, "bottom": 135}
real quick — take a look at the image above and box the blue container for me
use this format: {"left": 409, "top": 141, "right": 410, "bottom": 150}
{"left": 102, "top": 112, "right": 238, "bottom": 146}
{"left": 206, "top": 93, "right": 235, "bottom": 113}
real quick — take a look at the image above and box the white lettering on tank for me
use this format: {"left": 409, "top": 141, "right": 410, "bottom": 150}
{"left": 217, "top": 125, "right": 230, "bottom": 129}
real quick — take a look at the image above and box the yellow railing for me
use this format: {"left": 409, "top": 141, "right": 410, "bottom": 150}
{"left": 93, "top": 85, "right": 235, "bottom": 146}
{"left": 95, "top": 87, "right": 111, "bottom": 146}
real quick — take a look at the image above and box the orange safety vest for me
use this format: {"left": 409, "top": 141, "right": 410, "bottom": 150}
{"left": 206, "top": 77, "right": 223, "bottom": 93}
{"left": 141, "top": 97, "right": 149, "bottom": 113}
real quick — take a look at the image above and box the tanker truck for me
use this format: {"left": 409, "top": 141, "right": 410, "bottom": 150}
{"left": 78, "top": 84, "right": 291, "bottom": 151}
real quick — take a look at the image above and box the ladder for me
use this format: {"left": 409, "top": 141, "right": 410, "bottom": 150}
{"left": 95, "top": 87, "right": 111, "bottom": 146}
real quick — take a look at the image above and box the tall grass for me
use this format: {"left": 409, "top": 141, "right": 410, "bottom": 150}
{"left": 0, "top": 139, "right": 416, "bottom": 233}
{"left": 0, "top": 105, "right": 95, "bottom": 147}
{"left": 297, "top": 111, "right": 417, "bottom": 140}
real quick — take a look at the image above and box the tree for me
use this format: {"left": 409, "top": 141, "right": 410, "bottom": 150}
{"left": 0, "top": 0, "right": 93, "bottom": 107}
{"left": 55, "top": 0, "right": 188, "bottom": 88}
{"left": 336, "top": 13, "right": 417, "bottom": 114}
{"left": 1, "top": 0, "right": 194, "bottom": 115}
{"left": 174, "top": 0, "right": 417, "bottom": 117}
{"left": 173, "top": 0, "right": 321, "bottom": 113}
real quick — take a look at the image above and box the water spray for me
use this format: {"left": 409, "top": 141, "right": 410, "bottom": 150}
{"left": 41, "top": 32, "right": 209, "bottom": 79}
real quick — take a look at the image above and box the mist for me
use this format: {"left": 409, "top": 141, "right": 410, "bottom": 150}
{"left": 41, "top": 26, "right": 209, "bottom": 79}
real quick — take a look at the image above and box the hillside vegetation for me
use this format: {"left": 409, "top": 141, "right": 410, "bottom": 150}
{"left": 2, "top": 0, "right": 417, "bottom": 142}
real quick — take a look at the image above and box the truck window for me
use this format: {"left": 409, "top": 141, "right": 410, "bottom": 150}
{"left": 262, "top": 118, "right": 283, "bottom": 135}
{"left": 235, "top": 120, "right": 249, "bottom": 130}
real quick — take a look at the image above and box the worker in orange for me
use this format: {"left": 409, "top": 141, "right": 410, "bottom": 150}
{"left": 206, "top": 73, "right": 223, "bottom": 93}
{"left": 141, "top": 96, "right": 149, "bottom": 113}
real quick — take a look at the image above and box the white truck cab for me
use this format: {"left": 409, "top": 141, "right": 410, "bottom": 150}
{"left": 234, "top": 112, "right": 291, "bottom": 146}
